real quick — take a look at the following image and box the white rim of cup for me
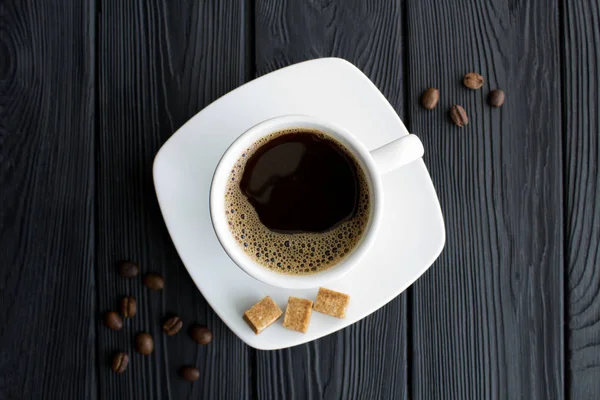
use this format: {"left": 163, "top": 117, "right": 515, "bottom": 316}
{"left": 209, "top": 115, "right": 383, "bottom": 289}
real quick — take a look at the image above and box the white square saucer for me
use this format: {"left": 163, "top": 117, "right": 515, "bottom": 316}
{"left": 153, "top": 58, "right": 445, "bottom": 350}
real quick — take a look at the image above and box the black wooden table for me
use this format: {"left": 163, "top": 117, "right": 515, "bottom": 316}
{"left": 2, "top": 0, "right": 599, "bottom": 399}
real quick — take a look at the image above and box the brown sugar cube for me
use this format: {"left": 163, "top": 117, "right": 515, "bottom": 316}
{"left": 313, "top": 287, "right": 350, "bottom": 318}
{"left": 282, "top": 297, "right": 313, "bottom": 333}
{"left": 243, "top": 296, "right": 283, "bottom": 334}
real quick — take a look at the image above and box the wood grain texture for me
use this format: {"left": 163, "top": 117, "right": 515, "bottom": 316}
{"left": 563, "top": 1, "right": 600, "bottom": 398}
{"left": 406, "top": 0, "right": 564, "bottom": 399}
{"left": 97, "top": 1, "right": 252, "bottom": 398}
{"left": 254, "top": 1, "right": 408, "bottom": 398}
{"left": 0, "top": 0, "right": 97, "bottom": 399}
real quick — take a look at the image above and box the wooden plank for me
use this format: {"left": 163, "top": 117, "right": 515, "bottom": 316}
{"left": 406, "top": 0, "right": 564, "bottom": 398}
{"left": 563, "top": 1, "right": 600, "bottom": 398}
{"left": 0, "top": 0, "right": 97, "bottom": 398}
{"left": 254, "top": 1, "right": 408, "bottom": 398}
{"left": 96, "top": 1, "right": 253, "bottom": 398}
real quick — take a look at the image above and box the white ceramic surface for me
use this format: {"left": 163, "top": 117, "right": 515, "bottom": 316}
{"left": 153, "top": 58, "right": 445, "bottom": 350}
{"left": 210, "top": 114, "right": 424, "bottom": 290}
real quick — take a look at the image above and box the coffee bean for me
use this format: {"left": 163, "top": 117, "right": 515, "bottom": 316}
{"left": 179, "top": 366, "right": 200, "bottom": 382}
{"left": 488, "top": 89, "right": 505, "bottom": 107}
{"left": 163, "top": 316, "right": 183, "bottom": 336}
{"left": 135, "top": 332, "right": 154, "bottom": 355}
{"left": 112, "top": 352, "right": 129, "bottom": 374}
{"left": 450, "top": 105, "right": 468, "bottom": 127}
{"left": 121, "top": 296, "right": 137, "bottom": 318}
{"left": 420, "top": 88, "right": 440, "bottom": 110}
{"left": 190, "top": 325, "right": 213, "bottom": 345}
{"left": 118, "top": 260, "right": 139, "bottom": 278}
{"left": 144, "top": 272, "right": 164, "bottom": 290}
{"left": 104, "top": 311, "right": 123, "bottom": 331}
{"left": 463, "top": 72, "right": 484, "bottom": 90}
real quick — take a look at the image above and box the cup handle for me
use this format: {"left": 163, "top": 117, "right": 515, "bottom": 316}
{"left": 369, "top": 134, "right": 424, "bottom": 175}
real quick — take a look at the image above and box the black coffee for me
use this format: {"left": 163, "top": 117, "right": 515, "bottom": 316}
{"left": 225, "top": 129, "right": 371, "bottom": 275}
{"left": 240, "top": 132, "right": 359, "bottom": 233}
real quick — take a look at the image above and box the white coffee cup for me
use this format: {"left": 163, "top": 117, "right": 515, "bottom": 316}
{"left": 210, "top": 115, "right": 424, "bottom": 289}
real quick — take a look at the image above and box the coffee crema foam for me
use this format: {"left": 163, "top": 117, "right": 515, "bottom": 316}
{"left": 225, "top": 128, "right": 371, "bottom": 275}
